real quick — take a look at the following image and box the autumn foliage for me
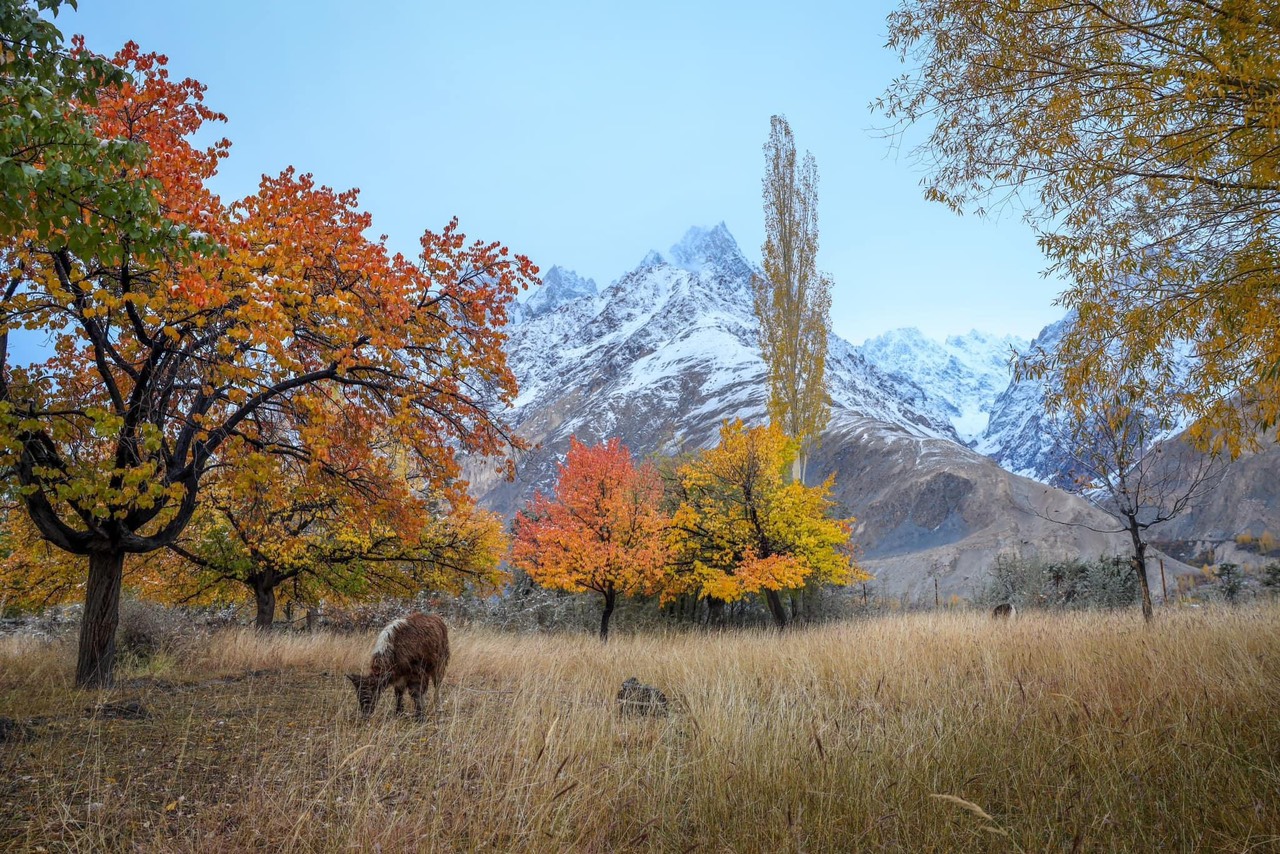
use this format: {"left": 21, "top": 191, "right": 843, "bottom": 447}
{"left": 510, "top": 437, "right": 668, "bottom": 639}
{"left": 172, "top": 393, "right": 508, "bottom": 629}
{"left": 753, "top": 115, "right": 831, "bottom": 481}
{"left": 667, "top": 420, "right": 861, "bottom": 627}
{"left": 509, "top": 426, "right": 862, "bottom": 634}
{"left": 879, "top": 0, "right": 1280, "bottom": 450}
{"left": 0, "top": 42, "right": 536, "bottom": 685}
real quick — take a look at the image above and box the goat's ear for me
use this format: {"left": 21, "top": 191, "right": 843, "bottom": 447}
{"left": 346, "top": 674, "right": 360, "bottom": 687}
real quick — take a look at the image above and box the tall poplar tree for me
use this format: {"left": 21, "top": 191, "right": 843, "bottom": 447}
{"left": 753, "top": 115, "right": 832, "bottom": 483}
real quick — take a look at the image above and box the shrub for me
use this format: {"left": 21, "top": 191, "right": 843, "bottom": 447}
{"left": 1261, "top": 562, "right": 1280, "bottom": 591}
{"left": 982, "top": 553, "right": 1138, "bottom": 610}
{"left": 115, "top": 596, "right": 202, "bottom": 663}
{"left": 1215, "top": 563, "right": 1244, "bottom": 604}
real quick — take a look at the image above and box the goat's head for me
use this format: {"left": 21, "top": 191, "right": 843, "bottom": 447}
{"left": 346, "top": 673, "right": 386, "bottom": 718}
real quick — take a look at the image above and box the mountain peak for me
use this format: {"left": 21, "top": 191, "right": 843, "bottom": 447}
{"left": 520, "top": 265, "right": 597, "bottom": 322}
{"left": 668, "top": 222, "right": 740, "bottom": 270}
{"left": 637, "top": 249, "right": 666, "bottom": 270}
{"left": 541, "top": 265, "right": 595, "bottom": 293}
{"left": 658, "top": 222, "right": 756, "bottom": 283}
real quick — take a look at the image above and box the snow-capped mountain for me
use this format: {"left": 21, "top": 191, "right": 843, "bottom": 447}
{"left": 859, "top": 328, "right": 1027, "bottom": 442}
{"left": 465, "top": 224, "right": 1143, "bottom": 598}
{"left": 511, "top": 265, "right": 598, "bottom": 324}
{"left": 974, "top": 316, "right": 1070, "bottom": 482}
{"left": 499, "top": 223, "right": 957, "bottom": 461}
{"left": 479, "top": 227, "right": 1275, "bottom": 590}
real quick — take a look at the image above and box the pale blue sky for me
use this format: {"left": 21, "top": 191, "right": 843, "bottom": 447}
{"left": 64, "top": 0, "right": 1064, "bottom": 345}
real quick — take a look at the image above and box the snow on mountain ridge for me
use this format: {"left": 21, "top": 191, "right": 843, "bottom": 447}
{"left": 665, "top": 222, "right": 757, "bottom": 281}
{"left": 463, "top": 225, "right": 1177, "bottom": 598}
{"left": 859, "top": 327, "right": 1028, "bottom": 442}
{"left": 514, "top": 265, "right": 597, "bottom": 324}
{"left": 974, "top": 316, "right": 1067, "bottom": 480}
{"left": 501, "top": 225, "right": 958, "bottom": 453}
{"left": 975, "top": 312, "right": 1199, "bottom": 484}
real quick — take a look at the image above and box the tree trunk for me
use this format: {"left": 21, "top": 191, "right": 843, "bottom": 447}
{"left": 1127, "top": 521, "right": 1154, "bottom": 622}
{"left": 75, "top": 550, "right": 125, "bottom": 689}
{"left": 599, "top": 588, "right": 616, "bottom": 641}
{"left": 254, "top": 582, "right": 277, "bottom": 632}
{"left": 705, "top": 596, "right": 725, "bottom": 627}
{"left": 765, "top": 588, "right": 789, "bottom": 630}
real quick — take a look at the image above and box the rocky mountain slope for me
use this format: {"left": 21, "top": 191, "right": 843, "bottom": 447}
{"left": 964, "top": 315, "right": 1280, "bottom": 564}
{"left": 1139, "top": 431, "right": 1280, "bottom": 568}
{"left": 466, "top": 225, "right": 1161, "bottom": 599}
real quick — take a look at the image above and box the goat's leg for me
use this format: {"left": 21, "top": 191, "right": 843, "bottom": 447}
{"left": 432, "top": 672, "right": 443, "bottom": 711}
{"left": 411, "top": 688, "right": 425, "bottom": 721}
{"left": 394, "top": 687, "right": 405, "bottom": 715}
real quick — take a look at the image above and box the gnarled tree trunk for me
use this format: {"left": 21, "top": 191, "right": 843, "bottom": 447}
{"left": 75, "top": 550, "right": 125, "bottom": 689}
{"left": 253, "top": 579, "right": 278, "bottom": 631}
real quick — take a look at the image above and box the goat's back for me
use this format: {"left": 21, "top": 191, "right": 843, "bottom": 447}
{"left": 370, "top": 613, "right": 449, "bottom": 680}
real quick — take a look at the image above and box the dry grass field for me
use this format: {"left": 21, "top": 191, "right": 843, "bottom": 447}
{"left": 2, "top": 606, "right": 1279, "bottom": 852}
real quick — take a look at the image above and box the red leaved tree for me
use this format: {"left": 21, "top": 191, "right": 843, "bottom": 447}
{"left": 509, "top": 437, "right": 668, "bottom": 640}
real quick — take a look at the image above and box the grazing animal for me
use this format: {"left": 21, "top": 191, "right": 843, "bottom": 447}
{"left": 616, "top": 677, "right": 669, "bottom": 717}
{"left": 346, "top": 613, "right": 449, "bottom": 720}
{"left": 992, "top": 602, "right": 1017, "bottom": 619}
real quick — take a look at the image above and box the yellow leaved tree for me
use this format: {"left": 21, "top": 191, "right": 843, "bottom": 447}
{"left": 877, "top": 1, "right": 1280, "bottom": 451}
{"left": 666, "top": 420, "right": 863, "bottom": 628}
{"left": 753, "top": 115, "right": 832, "bottom": 482}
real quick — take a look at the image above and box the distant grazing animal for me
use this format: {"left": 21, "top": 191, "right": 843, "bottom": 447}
{"left": 346, "top": 613, "right": 449, "bottom": 720}
{"left": 616, "top": 677, "right": 669, "bottom": 717}
{"left": 992, "top": 603, "right": 1017, "bottom": 619}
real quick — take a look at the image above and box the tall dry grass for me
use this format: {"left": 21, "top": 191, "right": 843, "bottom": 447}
{"left": 2, "top": 606, "right": 1279, "bottom": 851}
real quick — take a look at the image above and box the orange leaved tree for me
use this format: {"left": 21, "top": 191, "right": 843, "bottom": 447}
{"left": 666, "top": 420, "right": 862, "bottom": 628}
{"left": 509, "top": 437, "right": 668, "bottom": 640}
{"left": 171, "top": 394, "right": 508, "bottom": 629}
{"left": 0, "top": 45, "right": 536, "bottom": 686}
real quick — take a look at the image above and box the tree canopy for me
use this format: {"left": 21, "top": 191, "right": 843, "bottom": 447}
{"left": 878, "top": 0, "right": 1280, "bottom": 449}
{"left": 0, "top": 0, "right": 157, "bottom": 251}
{"left": 172, "top": 394, "right": 508, "bottom": 629}
{"left": 509, "top": 436, "right": 668, "bottom": 640}
{"left": 0, "top": 39, "right": 536, "bottom": 686}
{"left": 752, "top": 115, "right": 831, "bottom": 480}
{"left": 666, "top": 420, "right": 860, "bottom": 628}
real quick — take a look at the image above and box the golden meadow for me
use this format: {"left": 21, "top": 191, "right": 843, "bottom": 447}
{"left": 2, "top": 605, "right": 1278, "bottom": 851}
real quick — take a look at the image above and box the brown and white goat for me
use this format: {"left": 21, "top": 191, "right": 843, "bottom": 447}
{"left": 346, "top": 613, "right": 449, "bottom": 720}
